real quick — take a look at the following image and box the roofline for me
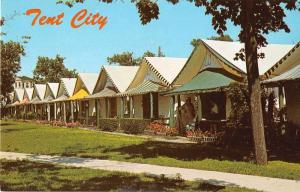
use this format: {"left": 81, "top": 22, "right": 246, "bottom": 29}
{"left": 101, "top": 66, "right": 121, "bottom": 93}
{"left": 264, "top": 41, "right": 300, "bottom": 78}
{"left": 144, "top": 57, "right": 170, "bottom": 86}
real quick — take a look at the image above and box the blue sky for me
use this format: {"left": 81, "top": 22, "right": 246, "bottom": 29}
{"left": 2, "top": 0, "right": 300, "bottom": 77}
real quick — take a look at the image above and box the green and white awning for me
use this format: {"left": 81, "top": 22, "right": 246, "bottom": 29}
{"left": 84, "top": 88, "right": 117, "bottom": 99}
{"left": 117, "top": 80, "right": 163, "bottom": 97}
{"left": 165, "top": 70, "right": 236, "bottom": 95}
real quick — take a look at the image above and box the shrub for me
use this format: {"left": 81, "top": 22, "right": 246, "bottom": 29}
{"left": 120, "top": 118, "right": 150, "bottom": 134}
{"left": 98, "top": 118, "right": 119, "bottom": 132}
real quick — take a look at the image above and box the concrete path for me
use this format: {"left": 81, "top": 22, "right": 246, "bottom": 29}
{"left": 1, "top": 151, "right": 299, "bottom": 192}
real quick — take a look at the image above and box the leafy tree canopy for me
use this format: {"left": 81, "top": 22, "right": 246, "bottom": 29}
{"left": 191, "top": 34, "right": 233, "bottom": 48}
{"left": 33, "top": 55, "right": 77, "bottom": 83}
{"left": 107, "top": 47, "right": 164, "bottom": 66}
{"left": 0, "top": 40, "right": 25, "bottom": 96}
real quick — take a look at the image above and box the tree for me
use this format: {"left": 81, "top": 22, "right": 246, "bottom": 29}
{"left": 107, "top": 52, "right": 138, "bottom": 66}
{"left": 191, "top": 34, "right": 233, "bottom": 48}
{"left": 107, "top": 48, "right": 164, "bottom": 66}
{"left": 59, "top": 0, "right": 299, "bottom": 165}
{"left": 33, "top": 55, "right": 77, "bottom": 83}
{"left": 0, "top": 41, "right": 25, "bottom": 97}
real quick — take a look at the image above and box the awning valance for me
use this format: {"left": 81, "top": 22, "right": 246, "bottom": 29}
{"left": 165, "top": 70, "right": 236, "bottom": 95}
{"left": 84, "top": 88, "right": 117, "bottom": 100}
{"left": 117, "top": 80, "right": 163, "bottom": 97}
{"left": 68, "top": 89, "right": 89, "bottom": 100}
{"left": 263, "top": 64, "right": 300, "bottom": 86}
{"left": 50, "top": 95, "right": 68, "bottom": 103}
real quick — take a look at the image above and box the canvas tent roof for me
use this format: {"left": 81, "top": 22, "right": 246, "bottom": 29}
{"left": 85, "top": 88, "right": 117, "bottom": 99}
{"left": 117, "top": 80, "right": 163, "bottom": 96}
{"left": 69, "top": 89, "right": 89, "bottom": 100}
{"left": 29, "top": 97, "right": 41, "bottom": 104}
{"left": 102, "top": 66, "right": 139, "bottom": 93}
{"left": 202, "top": 40, "right": 294, "bottom": 76}
{"left": 78, "top": 73, "right": 99, "bottom": 94}
{"left": 14, "top": 89, "right": 25, "bottom": 101}
{"left": 263, "top": 64, "right": 300, "bottom": 85}
{"left": 34, "top": 84, "right": 46, "bottom": 100}
{"left": 47, "top": 83, "right": 59, "bottom": 98}
{"left": 165, "top": 70, "right": 236, "bottom": 95}
{"left": 145, "top": 57, "right": 187, "bottom": 85}
{"left": 24, "top": 88, "right": 34, "bottom": 101}
{"left": 61, "top": 78, "right": 77, "bottom": 96}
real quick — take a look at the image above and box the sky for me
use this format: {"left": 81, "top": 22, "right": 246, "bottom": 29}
{"left": 2, "top": 0, "right": 300, "bottom": 77}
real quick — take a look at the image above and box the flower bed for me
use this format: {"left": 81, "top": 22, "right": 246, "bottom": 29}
{"left": 147, "top": 122, "right": 178, "bottom": 136}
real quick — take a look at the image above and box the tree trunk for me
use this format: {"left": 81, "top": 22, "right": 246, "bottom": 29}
{"left": 243, "top": 0, "right": 268, "bottom": 165}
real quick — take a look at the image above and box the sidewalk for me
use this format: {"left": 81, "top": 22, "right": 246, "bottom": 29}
{"left": 1, "top": 151, "right": 299, "bottom": 192}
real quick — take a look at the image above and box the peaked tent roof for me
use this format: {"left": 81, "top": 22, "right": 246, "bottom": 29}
{"left": 14, "top": 89, "right": 25, "bottom": 101}
{"left": 78, "top": 73, "right": 99, "bottom": 94}
{"left": 202, "top": 40, "right": 294, "bottom": 75}
{"left": 263, "top": 64, "right": 300, "bottom": 85}
{"left": 264, "top": 42, "right": 300, "bottom": 78}
{"left": 69, "top": 89, "right": 89, "bottom": 100}
{"left": 102, "top": 66, "right": 139, "bottom": 92}
{"left": 34, "top": 84, "right": 46, "bottom": 100}
{"left": 145, "top": 57, "right": 187, "bottom": 85}
{"left": 24, "top": 88, "right": 34, "bottom": 101}
{"left": 165, "top": 70, "right": 236, "bottom": 95}
{"left": 61, "top": 78, "right": 77, "bottom": 96}
{"left": 47, "top": 83, "right": 59, "bottom": 98}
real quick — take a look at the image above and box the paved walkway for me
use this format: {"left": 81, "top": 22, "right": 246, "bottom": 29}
{"left": 1, "top": 151, "right": 299, "bottom": 192}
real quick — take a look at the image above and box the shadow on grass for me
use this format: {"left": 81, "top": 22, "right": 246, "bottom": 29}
{"left": 105, "top": 140, "right": 300, "bottom": 163}
{"left": 0, "top": 160, "right": 227, "bottom": 191}
{"left": 106, "top": 141, "right": 252, "bottom": 162}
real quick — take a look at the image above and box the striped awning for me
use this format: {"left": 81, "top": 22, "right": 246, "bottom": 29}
{"left": 164, "top": 70, "right": 236, "bottom": 95}
{"left": 29, "top": 97, "right": 41, "bottom": 104}
{"left": 35, "top": 95, "right": 54, "bottom": 104}
{"left": 84, "top": 88, "right": 117, "bottom": 99}
{"left": 68, "top": 89, "right": 89, "bottom": 100}
{"left": 50, "top": 95, "right": 68, "bottom": 103}
{"left": 263, "top": 64, "right": 300, "bottom": 85}
{"left": 117, "top": 80, "right": 163, "bottom": 97}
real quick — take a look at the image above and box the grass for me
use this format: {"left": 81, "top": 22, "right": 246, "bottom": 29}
{"left": 0, "top": 159, "right": 256, "bottom": 191}
{"left": 1, "top": 120, "right": 300, "bottom": 180}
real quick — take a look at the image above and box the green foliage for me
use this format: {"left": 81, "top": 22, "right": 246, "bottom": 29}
{"left": 208, "top": 34, "right": 233, "bottom": 42}
{"left": 120, "top": 118, "right": 150, "bottom": 134}
{"left": 1, "top": 121, "right": 300, "bottom": 180}
{"left": 107, "top": 47, "right": 164, "bottom": 66}
{"left": 33, "top": 55, "right": 77, "bottom": 83}
{"left": 98, "top": 118, "right": 119, "bottom": 131}
{"left": 227, "top": 82, "right": 268, "bottom": 128}
{"left": 107, "top": 52, "right": 139, "bottom": 66}
{"left": 0, "top": 41, "right": 25, "bottom": 96}
{"left": 191, "top": 34, "right": 233, "bottom": 48}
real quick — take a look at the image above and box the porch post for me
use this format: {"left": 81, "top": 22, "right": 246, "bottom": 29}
{"left": 85, "top": 100, "right": 89, "bottom": 126}
{"left": 63, "top": 102, "right": 67, "bottom": 122}
{"left": 150, "top": 93, "right": 154, "bottom": 119}
{"left": 54, "top": 103, "right": 57, "bottom": 120}
{"left": 120, "top": 97, "right": 124, "bottom": 118}
{"left": 70, "top": 101, "right": 74, "bottom": 122}
{"left": 47, "top": 103, "right": 50, "bottom": 121}
{"left": 278, "top": 86, "right": 284, "bottom": 109}
{"left": 169, "top": 96, "right": 175, "bottom": 127}
{"left": 107, "top": 98, "right": 111, "bottom": 118}
{"left": 129, "top": 96, "right": 133, "bottom": 118}
{"left": 96, "top": 99, "right": 100, "bottom": 127}
{"left": 197, "top": 94, "right": 202, "bottom": 121}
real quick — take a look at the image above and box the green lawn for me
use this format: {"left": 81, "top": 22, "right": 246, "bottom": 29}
{"left": 1, "top": 120, "right": 300, "bottom": 180}
{"left": 1, "top": 159, "right": 256, "bottom": 191}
